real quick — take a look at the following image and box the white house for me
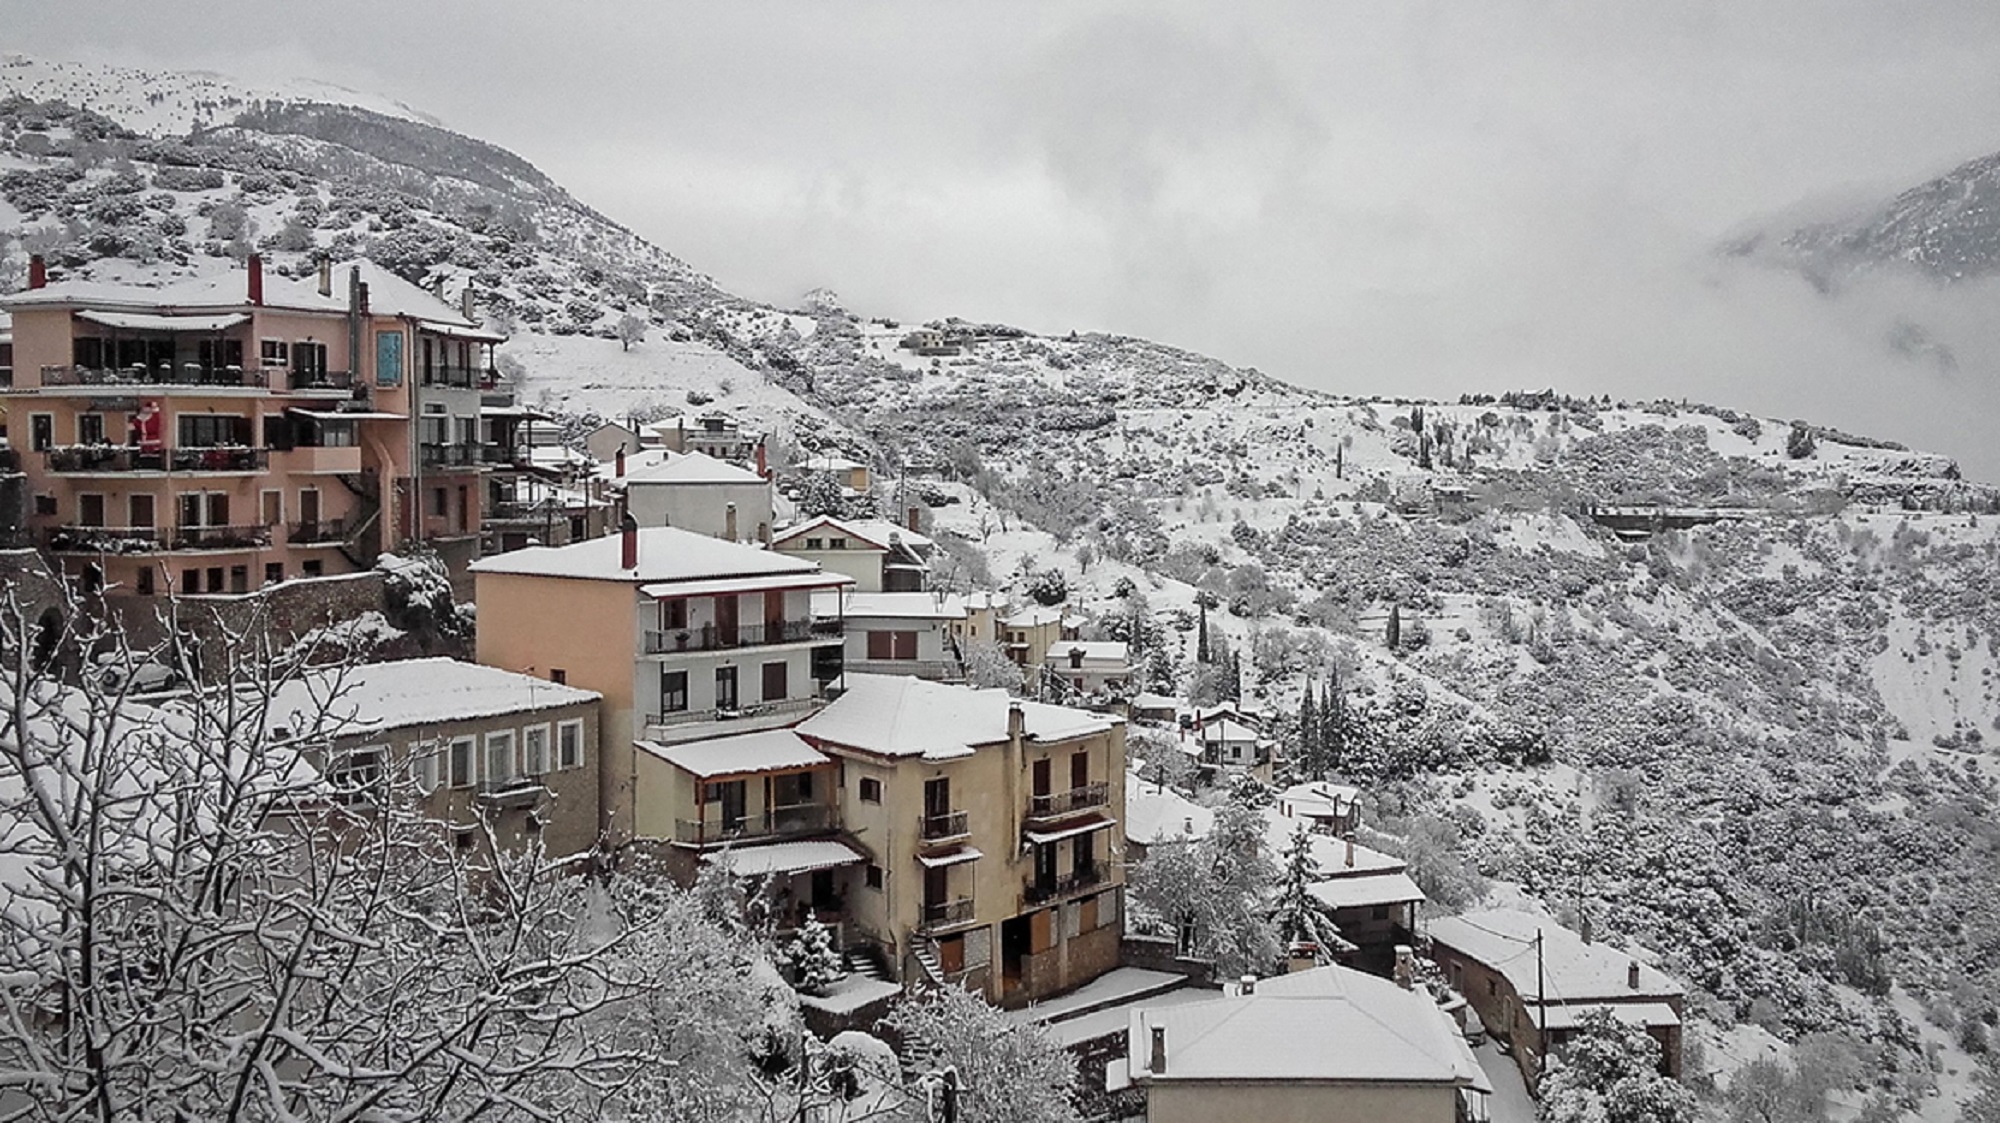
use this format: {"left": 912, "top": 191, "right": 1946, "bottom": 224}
{"left": 1045, "top": 640, "right": 1132, "bottom": 696}
{"left": 772, "top": 514, "right": 932, "bottom": 593}
{"left": 812, "top": 589, "right": 966, "bottom": 681}
{"left": 620, "top": 450, "right": 774, "bottom": 543}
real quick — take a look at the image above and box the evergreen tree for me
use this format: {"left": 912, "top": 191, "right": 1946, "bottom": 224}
{"left": 1196, "top": 599, "right": 1211, "bottom": 664}
{"left": 1273, "top": 825, "right": 1345, "bottom": 957}
{"left": 1297, "top": 683, "right": 1320, "bottom": 775}
{"left": 1386, "top": 603, "right": 1402, "bottom": 650}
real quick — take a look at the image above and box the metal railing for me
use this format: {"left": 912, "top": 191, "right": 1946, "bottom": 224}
{"left": 171, "top": 524, "right": 271, "bottom": 550}
{"left": 43, "top": 525, "right": 168, "bottom": 553}
{"left": 918, "top": 810, "right": 969, "bottom": 841}
{"left": 40, "top": 364, "right": 264, "bottom": 388}
{"left": 419, "top": 365, "right": 492, "bottom": 389}
{"left": 287, "top": 369, "right": 354, "bottom": 391}
{"left": 918, "top": 898, "right": 975, "bottom": 933}
{"left": 485, "top": 500, "right": 556, "bottom": 522}
{"left": 419, "top": 443, "right": 476, "bottom": 468}
{"left": 673, "top": 803, "right": 835, "bottom": 846}
{"left": 46, "top": 447, "right": 167, "bottom": 473}
{"left": 288, "top": 519, "right": 348, "bottom": 544}
{"left": 480, "top": 445, "right": 532, "bottom": 466}
{"left": 173, "top": 447, "right": 268, "bottom": 472}
{"left": 644, "top": 695, "right": 821, "bottom": 731}
{"left": 1023, "top": 864, "right": 1104, "bottom": 906}
{"left": 1027, "top": 782, "right": 1109, "bottom": 820}
{"left": 643, "top": 618, "right": 838, "bottom": 654}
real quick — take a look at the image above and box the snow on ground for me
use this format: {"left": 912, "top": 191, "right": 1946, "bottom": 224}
{"left": 1, "top": 52, "right": 436, "bottom": 136}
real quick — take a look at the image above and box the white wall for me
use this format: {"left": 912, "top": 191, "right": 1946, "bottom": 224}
{"left": 626, "top": 480, "right": 773, "bottom": 542}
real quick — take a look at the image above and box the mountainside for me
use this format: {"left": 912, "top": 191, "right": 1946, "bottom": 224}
{"left": 7, "top": 55, "right": 2000, "bottom": 1122}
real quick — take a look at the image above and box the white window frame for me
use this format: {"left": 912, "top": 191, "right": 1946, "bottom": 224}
{"left": 260, "top": 339, "right": 289, "bottom": 367}
{"left": 485, "top": 730, "right": 516, "bottom": 783}
{"left": 447, "top": 736, "right": 476, "bottom": 788}
{"left": 557, "top": 719, "right": 584, "bottom": 771}
{"left": 521, "top": 722, "right": 551, "bottom": 777}
{"left": 409, "top": 740, "right": 442, "bottom": 794}
{"left": 328, "top": 744, "right": 387, "bottom": 805}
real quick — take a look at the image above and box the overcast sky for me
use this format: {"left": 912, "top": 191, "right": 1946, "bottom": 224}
{"left": 13, "top": 1, "right": 2000, "bottom": 476}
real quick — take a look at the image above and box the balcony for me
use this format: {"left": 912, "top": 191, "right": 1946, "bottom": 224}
{"left": 46, "top": 446, "right": 168, "bottom": 474}
{"left": 288, "top": 519, "right": 348, "bottom": 545}
{"left": 287, "top": 369, "right": 354, "bottom": 392}
{"left": 672, "top": 802, "right": 836, "bottom": 847}
{"left": 645, "top": 695, "right": 822, "bottom": 733}
{"left": 277, "top": 445, "right": 363, "bottom": 474}
{"left": 486, "top": 499, "right": 556, "bottom": 523}
{"left": 917, "top": 897, "right": 975, "bottom": 934}
{"left": 419, "top": 443, "right": 477, "bottom": 468}
{"left": 419, "top": 365, "right": 492, "bottom": 390}
{"left": 43, "top": 525, "right": 168, "bottom": 553}
{"left": 918, "top": 810, "right": 969, "bottom": 844}
{"left": 475, "top": 777, "right": 545, "bottom": 809}
{"left": 1023, "top": 864, "right": 1105, "bottom": 906}
{"left": 172, "top": 447, "right": 268, "bottom": 473}
{"left": 479, "top": 444, "right": 532, "bottom": 467}
{"left": 171, "top": 524, "right": 271, "bottom": 551}
{"left": 643, "top": 618, "right": 841, "bottom": 655}
{"left": 845, "top": 658, "right": 961, "bottom": 681}
{"left": 1027, "top": 782, "right": 1110, "bottom": 821}
{"left": 40, "top": 364, "right": 264, "bottom": 389}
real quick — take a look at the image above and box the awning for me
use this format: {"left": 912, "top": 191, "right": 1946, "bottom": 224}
{"left": 1023, "top": 816, "right": 1117, "bottom": 845}
{"left": 640, "top": 571, "right": 854, "bottom": 601}
{"left": 77, "top": 310, "right": 249, "bottom": 332}
{"left": 416, "top": 319, "right": 507, "bottom": 344}
{"left": 1308, "top": 871, "right": 1426, "bottom": 911}
{"left": 706, "top": 839, "right": 867, "bottom": 878}
{"left": 288, "top": 408, "right": 409, "bottom": 421}
{"left": 916, "top": 846, "right": 983, "bottom": 869}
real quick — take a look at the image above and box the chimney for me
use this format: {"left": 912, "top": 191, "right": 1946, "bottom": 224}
{"left": 246, "top": 253, "right": 264, "bottom": 306}
{"left": 27, "top": 254, "right": 46, "bottom": 290}
{"left": 755, "top": 441, "right": 769, "bottom": 479}
{"left": 1344, "top": 833, "right": 1355, "bottom": 868}
{"left": 725, "top": 502, "right": 738, "bottom": 541}
{"left": 615, "top": 446, "right": 626, "bottom": 478}
{"left": 1628, "top": 960, "right": 1641, "bottom": 990}
{"left": 1394, "top": 946, "right": 1415, "bottom": 990}
{"left": 431, "top": 275, "right": 445, "bottom": 300}
{"left": 620, "top": 513, "right": 639, "bottom": 571}
{"left": 461, "top": 285, "right": 474, "bottom": 321}
{"left": 316, "top": 256, "right": 332, "bottom": 297}
{"left": 907, "top": 505, "right": 921, "bottom": 532}
{"left": 1007, "top": 700, "right": 1024, "bottom": 741}
{"left": 358, "top": 280, "right": 370, "bottom": 315}
{"left": 1240, "top": 974, "right": 1257, "bottom": 996}
{"left": 1148, "top": 1026, "right": 1167, "bottom": 1075}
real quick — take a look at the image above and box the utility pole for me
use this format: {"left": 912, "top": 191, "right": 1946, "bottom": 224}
{"left": 1535, "top": 928, "right": 1548, "bottom": 1090}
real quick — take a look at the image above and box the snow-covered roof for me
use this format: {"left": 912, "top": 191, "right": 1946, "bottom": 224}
{"left": 798, "top": 674, "right": 1117, "bottom": 761}
{"left": 622, "top": 450, "right": 767, "bottom": 487}
{"left": 1308, "top": 872, "right": 1426, "bottom": 911}
{"left": 637, "top": 729, "right": 830, "bottom": 779}
{"left": 1050, "top": 641, "right": 1130, "bottom": 665}
{"left": 265, "top": 658, "right": 599, "bottom": 741}
{"left": 813, "top": 591, "right": 964, "bottom": 621}
{"left": 842, "top": 519, "right": 933, "bottom": 551}
{"left": 469, "top": 526, "right": 820, "bottom": 583}
{"left": 1427, "top": 909, "right": 1684, "bottom": 1003}
{"left": 643, "top": 571, "right": 851, "bottom": 600}
{"left": 1003, "top": 605, "right": 1066, "bottom": 628}
{"left": 943, "top": 590, "right": 1008, "bottom": 614}
{"left": 771, "top": 515, "right": 919, "bottom": 553}
{"left": 800, "top": 454, "right": 864, "bottom": 472}
{"left": 1197, "top": 718, "right": 1260, "bottom": 744}
{"left": 706, "top": 838, "right": 867, "bottom": 878}
{"left": 4, "top": 259, "right": 484, "bottom": 327}
{"left": 1130, "top": 692, "right": 1181, "bottom": 712}
{"left": 1278, "top": 780, "right": 1360, "bottom": 819}
{"left": 1262, "top": 813, "right": 1405, "bottom": 877}
{"left": 1536, "top": 1002, "right": 1681, "bottom": 1031}
{"left": 1123, "top": 781, "right": 1215, "bottom": 846}
{"left": 1130, "top": 965, "right": 1486, "bottom": 1087}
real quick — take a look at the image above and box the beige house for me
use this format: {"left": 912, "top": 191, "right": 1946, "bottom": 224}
{"left": 265, "top": 657, "right": 604, "bottom": 858}
{"left": 772, "top": 514, "right": 931, "bottom": 593}
{"left": 1121, "top": 966, "right": 1490, "bottom": 1123}
{"left": 469, "top": 521, "right": 850, "bottom": 846}
{"left": 646, "top": 411, "right": 762, "bottom": 464}
{"left": 795, "top": 674, "right": 1127, "bottom": 1007}
{"left": 1001, "top": 605, "right": 1077, "bottom": 671}
{"left": 798, "top": 454, "right": 870, "bottom": 493}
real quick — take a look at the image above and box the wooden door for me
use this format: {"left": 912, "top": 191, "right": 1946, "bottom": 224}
{"left": 1031, "top": 758, "right": 1051, "bottom": 798}
{"left": 1071, "top": 750, "right": 1089, "bottom": 793}
{"left": 715, "top": 595, "right": 739, "bottom": 645}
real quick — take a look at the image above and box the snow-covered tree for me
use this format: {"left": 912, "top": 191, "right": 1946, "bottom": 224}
{"left": 795, "top": 472, "right": 845, "bottom": 518}
{"left": 961, "top": 638, "right": 1023, "bottom": 691}
{"left": 1538, "top": 1009, "right": 1696, "bottom": 1123}
{"left": 1131, "top": 802, "right": 1279, "bottom": 978}
{"left": 781, "top": 916, "right": 843, "bottom": 997}
{"left": 1025, "top": 568, "right": 1068, "bottom": 607}
{"left": 1272, "top": 825, "right": 1344, "bottom": 957}
{"left": 617, "top": 312, "right": 648, "bottom": 351}
{"left": 883, "top": 985, "right": 1082, "bottom": 1123}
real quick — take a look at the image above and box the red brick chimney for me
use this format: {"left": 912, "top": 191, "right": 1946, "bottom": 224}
{"left": 620, "top": 513, "right": 639, "bottom": 570}
{"left": 615, "top": 446, "right": 626, "bottom": 478}
{"left": 247, "top": 253, "right": 264, "bottom": 306}
{"left": 755, "top": 440, "right": 768, "bottom": 479}
{"left": 27, "top": 254, "right": 46, "bottom": 290}
{"left": 906, "top": 505, "right": 921, "bottom": 533}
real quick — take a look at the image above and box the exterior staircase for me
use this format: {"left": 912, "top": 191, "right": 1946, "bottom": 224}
{"left": 909, "top": 936, "right": 947, "bottom": 988}
{"left": 843, "top": 947, "right": 891, "bottom": 983}
{"left": 337, "top": 471, "right": 382, "bottom": 569}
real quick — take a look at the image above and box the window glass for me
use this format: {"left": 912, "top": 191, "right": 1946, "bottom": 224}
{"left": 558, "top": 720, "right": 584, "bottom": 769}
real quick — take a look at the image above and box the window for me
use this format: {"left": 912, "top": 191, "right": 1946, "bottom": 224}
{"left": 261, "top": 489, "right": 282, "bottom": 527}
{"left": 804, "top": 537, "right": 824, "bottom": 549}
{"left": 485, "top": 731, "right": 515, "bottom": 782}
{"left": 557, "top": 720, "right": 584, "bottom": 770}
{"left": 448, "top": 736, "right": 476, "bottom": 788}
{"left": 30, "top": 414, "right": 53, "bottom": 452}
{"left": 177, "top": 414, "right": 247, "bottom": 448}
{"left": 291, "top": 341, "right": 328, "bottom": 381}
{"left": 76, "top": 413, "right": 105, "bottom": 445}
{"left": 264, "top": 563, "right": 283, "bottom": 586}
{"left": 77, "top": 494, "right": 105, "bottom": 528}
{"left": 522, "top": 724, "right": 551, "bottom": 776}
{"left": 302, "top": 559, "right": 323, "bottom": 578}
{"left": 659, "top": 670, "right": 688, "bottom": 714}
{"left": 865, "top": 864, "right": 884, "bottom": 890}
{"left": 659, "top": 598, "right": 687, "bottom": 630}
{"left": 866, "top": 630, "right": 919, "bottom": 661}
{"left": 828, "top": 537, "right": 848, "bottom": 550}
{"left": 327, "top": 747, "right": 385, "bottom": 805}
{"left": 549, "top": 668, "right": 566, "bottom": 685}
{"left": 228, "top": 566, "right": 248, "bottom": 594}
{"left": 260, "top": 339, "right": 289, "bottom": 367}
{"left": 859, "top": 777, "right": 883, "bottom": 804}
{"left": 761, "top": 660, "right": 788, "bottom": 702}
{"left": 181, "top": 567, "right": 199, "bottom": 593}
{"left": 128, "top": 494, "right": 154, "bottom": 528}
{"left": 430, "top": 487, "right": 448, "bottom": 517}
{"left": 135, "top": 566, "right": 155, "bottom": 596}
{"left": 410, "top": 743, "right": 442, "bottom": 794}
{"left": 205, "top": 567, "right": 222, "bottom": 593}
{"left": 715, "top": 666, "right": 738, "bottom": 710}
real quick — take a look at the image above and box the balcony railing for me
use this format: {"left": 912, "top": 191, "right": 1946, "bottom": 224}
{"left": 480, "top": 444, "right": 532, "bottom": 467}
{"left": 475, "top": 777, "right": 545, "bottom": 808}
{"left": 673, "top": 802, "right": 835, "bottom": 846}
{"left": 643, "top": 618, "right": 840, "bottom": 654}
{"left": 419, "top": 443, "right": 477, "bottom": 468}
{"left": 1027, "top": 782, "right": 1110, "bottom": 820}
{"left": 918, "top": 898, "right": 976, "bottom": 933}
{"left": 644, "top": 695, "right": 821, "bottom": 731}
{"left": 486, "top": 499, "right": 556, "bottom": 522}
{"left": 1023, "top": 864, "right": 1104, "bottom": 906}
{"left": 419, "top": 365, "right": 493, "bottom": 389}
{"left": 918, "top": 810, "right": 969, "bottom": 842}
{"left": 287, "top": 369, "right": 354, "bottom": 391}
{"left": 50, "top": 445, "right": 270, "bottom": 474}
{"left": 845, "top": 658, "right": 961, "bottom": 680}
{"left": 40, "top": 364, "right": 264, "bottom": 388}
{"left": 288, "top": 519, "right": 348, "bottom": 544}
{"left": 171, "top": 524, "right": 271, "bottom": 550}
{"left": 43, "top": 525, "right": 168, "bottom": 553}
{"left": 172, "top": 447, "right": 268, "bottom": 473}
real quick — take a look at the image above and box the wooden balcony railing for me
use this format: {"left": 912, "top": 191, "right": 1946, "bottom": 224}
{"left": 1023, "top": 864, "right": 1104, "bottom": 906}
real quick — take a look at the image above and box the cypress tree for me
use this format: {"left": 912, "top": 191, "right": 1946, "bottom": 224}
{"left": 1386, "top": 603, "right": 1402, "bottom": 650}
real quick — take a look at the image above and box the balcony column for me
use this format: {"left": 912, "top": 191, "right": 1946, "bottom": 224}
{"left": 695, "top": 781, "right": 705, "bottom": 847}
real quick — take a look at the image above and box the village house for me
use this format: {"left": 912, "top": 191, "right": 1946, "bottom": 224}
{"left": 1427, "top": 908, "right": 1685, "bottom": 1089}
{"left": 1, "top": 254, "right": 498, "bottom": 596}
{"left": 813, "top": 589, "right": 966, "bottom": 680}
{"left": 480, "top": 401, "right": 609, "bottom": 553}
{"left": 1001, "top": 604, "right": 1080, "bottom": 671}
{"left": 1276, "top": 779, "right": 1363, "bottom": 837}
{"left": 469, "top": 520, "right": 852, "bottom": 846}
{"left": 794, "top": 674, "right": 1128, "bottom": 1008}
{"left": 644, "top": 411, "right": 762, "bottom": 464}
{"left": 582, "top": 419, "right": 641, "bottom": 464}
{"left": 1293, "top": 831, "right": 1425, "bottom": 977}
{"left": 945, "top": 589, "right": 1008, "bottom": 651}
{"left": 1045, "top": 639, "right": 1133, "bottom": 696}
{"left": 1119, "top": 964, "right": 1490, "bottom": 1123}
{"left": 771, "top": 512, "right": 931, "bottom": 592}
{"left": 617, "top": 449, "right": 774, "bottom": 544}
{"left": 264, "top": 657, "right": 604, "bottom": 859}
{"left": 797, "top": 453, "right": 871, "bottom": 494}
{"left": 1121, "top": 779, "right": 1214, "bottom": 865}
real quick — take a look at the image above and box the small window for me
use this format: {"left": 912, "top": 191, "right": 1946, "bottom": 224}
{"left": 485, "top": 731, "right": 515, "bottom": 782}
{"left": 660, "top": 670, "right": 688, "bottom": 714}
{"left": 804, "top": 537, "right": 823, "bottom": 550}
{"left": 264, "top": 563, "right": 284, "bottom": 585}
{"left": 327, "top": 746, "right": 385, "bottom": 805}
{"left": 557, "top": 720, "right": 584, "bottom": 770}
{"left": 410, "top": 742, "right": 442, "bottom": 794}
{"left": 549, "top": 668, "right": 567, "bottom": 685}
{"left": 828, "top": 537, "right": 847, "bottom": 550}
{"left": 135, "top": 566, "right": 155, "bottom": 597}
{"left": 431, "top": 488, "right": 448, "bottom": 517}
{"left": 448, "top": 736, "right": 476, "bottom": 788}
{"left": 659, "top": 598, "right": 687, "bottom": 630}
{"left": 260, "top": 339, "right": 289, "bottom": 367}
{"left": 859, "top": 777, "right": 883, "bottom": 804}
{"left": 76, "top": 413, "right": 105, "bottom": 445}
{"left": 77, "top": 494, "right": 105, "bottom": 528}
{"left": 522, "top": 724, "right": 551, "bottom": 776}
{"left": 865, "top": 864, "right": 884, "bottom": 890}
{"left": 761, "top": 660, "right": 788, "bottom": 702}
{"left": 302, "top": 559, "right": 324, "bottom": 578}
